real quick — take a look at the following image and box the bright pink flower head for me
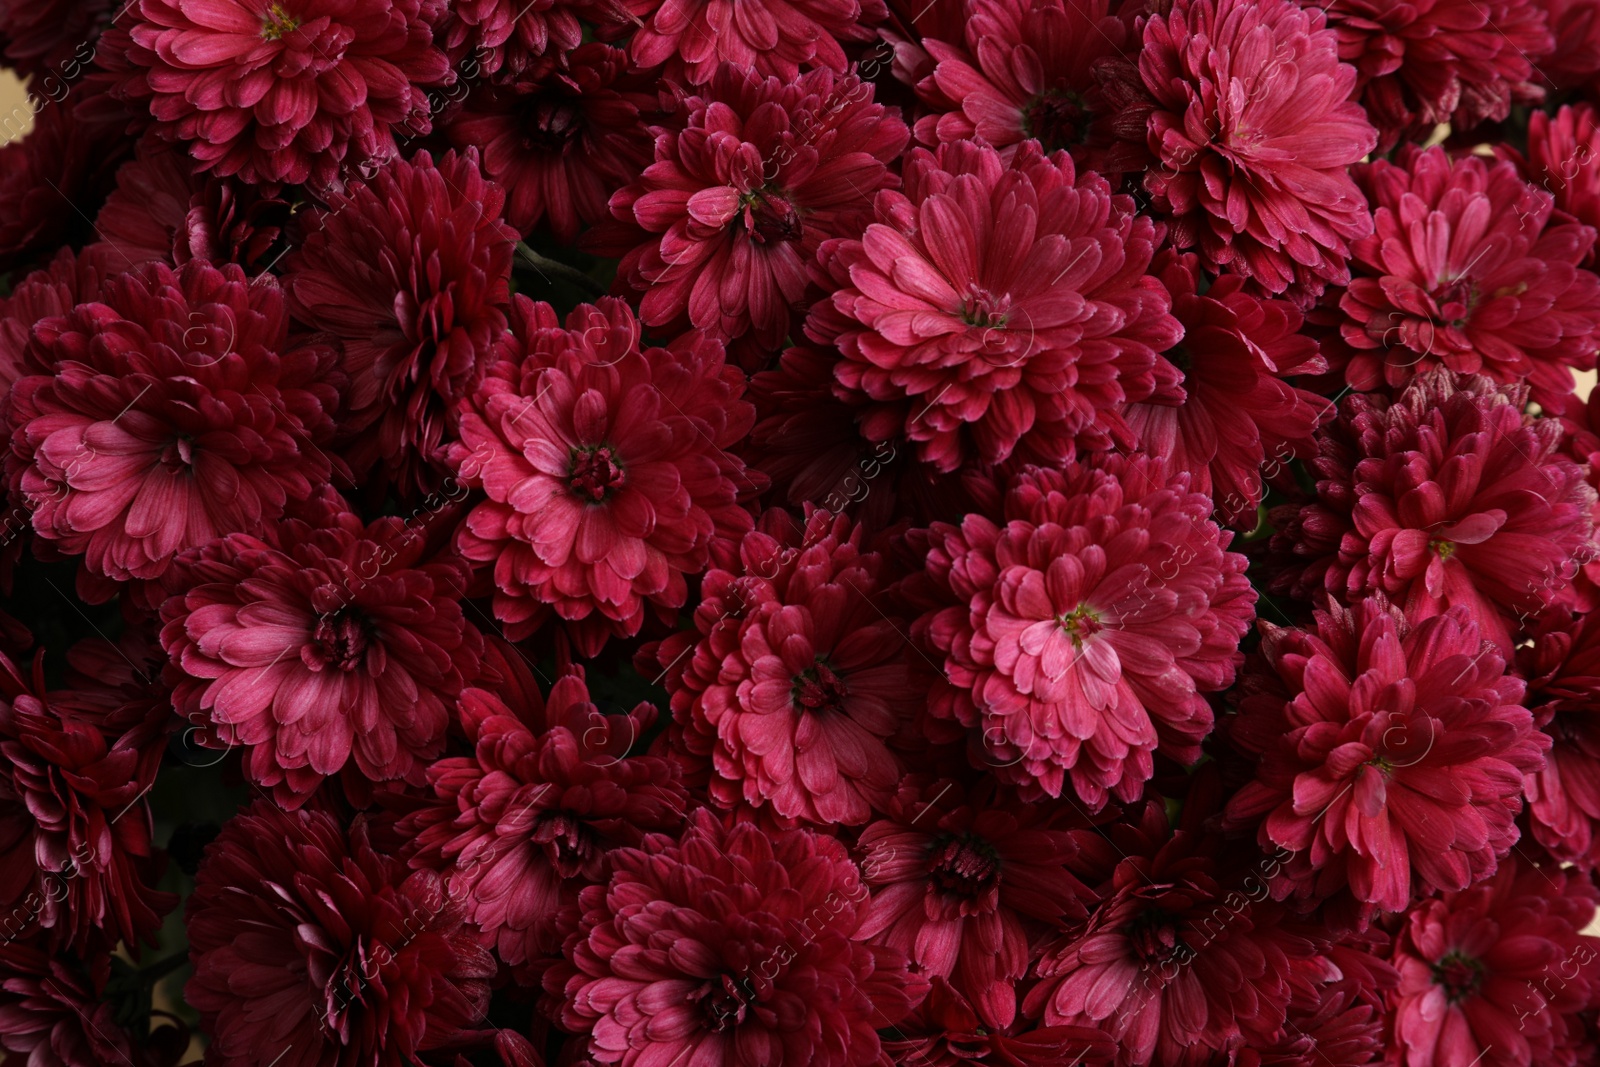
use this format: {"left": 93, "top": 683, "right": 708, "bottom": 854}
{"left": 127, "top": 0, "right": 452, "bottom": 187}
{"left": 621, "top": 0, "right": 885, "bottom": 85}
{"left": 903, "top": 453, "right": 1255, "bottom": 808}
{"left": 1265, "top": 372, "right": 1597, "bottom": 655}
{"left": 284, "top": 148, "right": 516, "bottom": 493}
{"left": 641, "top": 508, "right": 915, "bottom": 825}
{"left": 1518, "top": 606, "right": 1600, "bottom": 869}
{"left": 549, "top": 808, "right": 927, "bottom": 1067}
{"left": 1391, "top": 855, "right": 1600, "bottom": 1067}
{"left": 1123, "top": 251, "right": 1330, "bottom": 527}
{"left": 1138, "top": 0, "right": 1377, "bottom": 302}
{"left": 1310, "top": 0, "right": 1555, "bottom": 151}
{"left": 398, "top": 665, "right": 688, "bottom": 967}
{"left": 1520, "top": 104, "right": 1600, "bottom": 270}
{"left": 5, "top": 260, "right": 339, "bottom": 599}
{"left": 812, "top": 138, "right": 1181, "bottom": 473}
{"left": 855, "top": 776, "right": 1092, "bottom": 1029}
{"left": 1338, "top": 147, "right": 1600, "bottom": 404}
{"left": 1223, "top": 598, "right": 1547, "bottom": 915}
{"left": 448, "top": 296, "right": 759, "bottom": 657}
{"left": 185, "top": 803, "right": 495, "bottom": 1067}
{"left": 159, "top": 510, "right": 483, "bottom": 809}
{"left": 594, "top": 64, "right": 908, "bottom": 360}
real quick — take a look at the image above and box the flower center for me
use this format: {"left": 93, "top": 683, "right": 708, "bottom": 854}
{"left": 534, "top": 811, "right": 601, "bottom": 879}
{"left": 1431, "top": 951, "right": 1484, "bottom": 1003}
{"left": 1432, "top": 276, "right": 1480, "bottom": 328}
{"left": 260, "top": 2, "right": 301, "bottom": 39}
{"left": 1057, "top": 604, "right": 1102, "bottom": 647}
{"left": 791, "top": 660, "right": 849, "bottom": 714}
{"left": 1021, "top": 89, "right": 1090, "bottom": 151}
{"left": 568, "top": 445, "right": 625, "bottom": 503}
{"left": 159, "top": 436, "right": 196, "bottom": 471}
{"left": 927, "top": 833, "right": 1001, "bottom": 900}
{"left": 1431, "top": 538, "right": 1456, "bottom": 559}
{"left": 959, "top": 287, "right": 1011, "bottom": 329}
{"left": 1126, "top": 907, "right": 1190, "bottom": 968}
{"left": 700, "top": 974, "right": 752, "bottom": 1033}
{"left": 740, "top": 190, "right": 803, "bottom": 244}
{"left": 308, "top": 611, "right": 369, "bottom": 672}
{"left": 521, "top": 95, "right": 583, "bottom": 152}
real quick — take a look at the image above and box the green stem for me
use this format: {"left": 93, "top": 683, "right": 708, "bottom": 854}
{"left": 139, "top": 951, "right": 190, "bottom": 985}
{"left": 514, "top": 242, "right": 607, "bottom": 299}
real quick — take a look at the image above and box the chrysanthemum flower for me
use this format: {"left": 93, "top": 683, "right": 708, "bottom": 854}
{"left": 284, "top": 149, "right": 516, "bottom": 493}
{"left": 883, "top": 979, "right": 1116, "bottom": 1067}
{"left": 903, "top": 454, "right": 1255, "bottom": 808}
{"left": 442, "top": 44, "right": 659, "bottom": 241}
{"left": 0, "top": 0, "right": 109, "bottom": 82}
{"left": 1309, "top": 0, "right": 1555, "bottom": 151}
{"left": 448, "top": 297, "right": 759, "bottom": 657}
{"left": 398, "top": 666, "right": 687, "bottom": 967}
{"left": 1539, "top": 0, "right": 1600, "bottom": 88}
{"left": 621, "top": 0, "right": 885, "bottom": 85}
{"left": 1390, "top": 855, "right": 1600, "bottom": 1067}
{"left": 1137, "top": 0, "right": 1377, "bottom": 302}
{"left": 1517, "top": 606, "right": 1600, "bottom": 869}
{"left": 159, "top": 509, "right": 482, "bottom": 809}
{"left": 1518, "top": 104, "right": 1600, "bottom": 270}
{"left": 0, "top": 102, "right": 123, "bottom": 276}
{"left": 1223, "top": 598, "right": 1547, "bottom": 914}
{"left": 5, "top": 260, "right": 340, "bottom": 599}
{"left": 186, "top": 802, "right": 495, "bottom": 1067}
{"left": 549, "top": 808, "right": 926, "bottom": 1067}
{"left": 1122, "top": 252, "right": 1330, "bottom": 527}
{"left": 1265, "top": 372, "right": 1596, "bottom": 655}
{"left": 854, "top": 777, "right": 1091, "bottom": 1029}
{"left": 432, "top": 0, "right": 590, "bottom": 78}
{"left": 1338, "top": 147, "right": 1600, "bottom": 404}
{"left": 592, "top": 64, "right": 908, "bottom": 359}
{"left": 812, "top": 138, "right": 1181, "bottom": 473}
{"left": 127, "top": 0, "right": 452, "bottom": 187}
{"left": 642, "top": 509, "right": 914, "bottom": 825}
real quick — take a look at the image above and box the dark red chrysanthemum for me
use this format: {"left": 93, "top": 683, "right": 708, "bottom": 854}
{"left": 549, "top": 808, "right": 927, "bottom": 1067}
{"left": 621, "top": 0, "right": 885, "bottom": 85}
{"left": 1223, "top": 598, "right": 1547, "bottom": 914}
{"left": 0, "top": 0, "right": 109, "bottom": 82}
{"left": 1122, "top": 252, "right": 1329, "bottom": 527}
{"left": 593, "top": 64, "right": 908, "bottom": 361}
{"left": 442, "top": 44, "right": 660, "bottom": 241}
{"left": 641, "top": 509, "right": 915, "bottom": 825}
{"left": 1138, "top": 0, "right": 1377, "bottom": 302}
{"left": 0, "top": 101, "right": 124, "bottom": 276}
{"left": 812, "top": 138, "right": 1181, "bottom": 473}
{"left": 159, "top": 509, "right": 482, "bottom": 809}
{"left": 1337, "top": 147, "right": 1600, "bottom": 404}
{"left": 186, "top": 802, "right": 495, "bottom": 1067}
{"left": 882, "top": 978, "right": 1116, "bottom": 1067}
{"left": 1391, "top": 855, "right": 1600, "bottom": 1067}
{"left": 127, "top": 0, "right": 451, "bottom": 186}
{"left": 431, "top": 0, "right": 592, "bottom": 78}
{"left": 1539, "top": 0, "right": 1600, "bottom": 88}
{"left": 903, "top": 454, "right": 1255, "bottom": 807}
{"left": 855, "top": 776, "right": 1091, "bottom": 1029}
{"left": 1518, "top": 104, "right": 1600, "bottom": 270}
{"left": 1518, "top": 606, "right": 1600, "bottom": 869}
{"left": 449, "top": 297, "right": 759, "bottom": 657}
{"left": 1265, "top": 372, "right": 1596, "bottom": 655}
{"left": 284, "top": 149, "right": 516, "bottom": 492}
{"left": 5, "top": 260, "right": 339, "bottom": 600}
{"left": 1308, "top": 0, "right": 1555, "bottom": 151}
{"left": 398, "top": 666, "right": 687, "bottom": 967}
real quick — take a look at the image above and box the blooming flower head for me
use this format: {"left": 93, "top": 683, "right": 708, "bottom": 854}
{"left": 1222, "top": 597, "right": 1548, "bottom": 914}
{"left": 1517, "top": 606, "right": 1600, "bottom": 869}
{"left": 1517, "top": 103, "right": 1600, "bottom": 270}
{"left": 284, "top": 148, "right": 516, "bottom": 493}
{"left": 1265, "top": 372, "right": 1597, "bottom": 655}
{"left": 159, "top": 509, "right": 483, "bottom": 808}
{"left": 0, "top": 0, "right": 109, "bottom": 82}
{"left": 621, "top": 0, "right": 886, "bottom": 85}
{"left": 883, "top": 978, "right": 1116, "bottom": 1067}
{"left": 0, "top": 100, "right": 124, "bottom": 276}
{"left": 432, "top": 0, "right": 592, "bottom": 78}
{"left": 398, "top": 666, "right": 688, "bottom": 967}
{"left": 594, "top": 64, "right": 908, "bottom": 361}
{"left": 903, "top": 453, "right": 1255, "bottom": 808}
{"left": 1138, "top": 0, "right": 1378, "bottom": 302}
{"left": 448, "top": 296, "right": 759, "bottom": 657}
{"left": 1539, "top": 0, "right": 1600, "bottom": 88}
{"left": 1338, "top": 147, "right": 1600, "bottom": 404}
{"left": 812, "top": 138, "right": 1181, "bottom": 473}
{"left": 127, "top": 0, "right": 452, "bottom": 187}
{"left": 5, "top": 259, "right": 340, "bottom": 601}
{"left": 549, "top": 808, "right": 927, "bottom": 1067}
{"left": 186, "top": 802, "right": 495, "bottom": 1067}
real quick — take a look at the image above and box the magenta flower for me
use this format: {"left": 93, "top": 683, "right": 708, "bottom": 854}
{"left": 621, "top": 0, "right": 885, "bottom": 85}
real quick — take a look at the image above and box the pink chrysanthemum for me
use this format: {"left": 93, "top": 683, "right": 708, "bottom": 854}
{"left": 1338, "top": 147, "right": 1600, "bottom": 404}
{"left": 1518, "top": 606, "right": 1600, "bottom": 869}
{"left": 621, "top": 0, "right": 886, "bottom": 85}
{"left": 1265, "top": 372, "right": 1597, "bottom": 655}
{"left": 811, "top": 138, "right": 1181, "bottom": 473}
{"left": 127, "top": 0, "right": 451, "bottom": 186}
{"left": 592, "top": 64, "right": 908, "bottom": 360}
{"left": 284, "top": 148, "right": 516, "bottom": 493}
{"left": 448, "top": 297, "right": 759, "bottom": 657}
{"left": 398, "top": 666, "right": 687, "bottom": 967}
{"left": 431, "top": 0, "right": 590, "bottom": 78}
{"left": 1309, "top": 0, "right": 1555, "bottom": 151}
{"left": 1122, "top": 251, "right": 1330, "bottom": 527}
{"left": 159, "top": 509, "right": 482, "bottom": 808}
{"left": 5, "top": 260, "right": 339, "bottom": 600}
{"left": 641, "top": 509, "right": 915, "bottom": 825}
{"left": 1138, "top": 0, "right": 1377, "bottom": 302}
{"left": 1390, "top": 855, "right": 1600, "bottom": 1067}
{"left": 186, "top": 802, "right": 495, "bottom": 1067}
{"left": 1222, "top": 598, "right": 1548, "bottom": 914}
{"left": 549, "top": 808, "right": 927, "bottom": 1067}
{"left": 902, "top": 454, "right": 1255, "bottom": 808}
{"left": 1519, "top": 104, "right": 1600, "bottom": 270}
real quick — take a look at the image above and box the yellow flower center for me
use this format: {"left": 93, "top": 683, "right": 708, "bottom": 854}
{"left": 260, "top": 3, "right": 301, "bottom": 40}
